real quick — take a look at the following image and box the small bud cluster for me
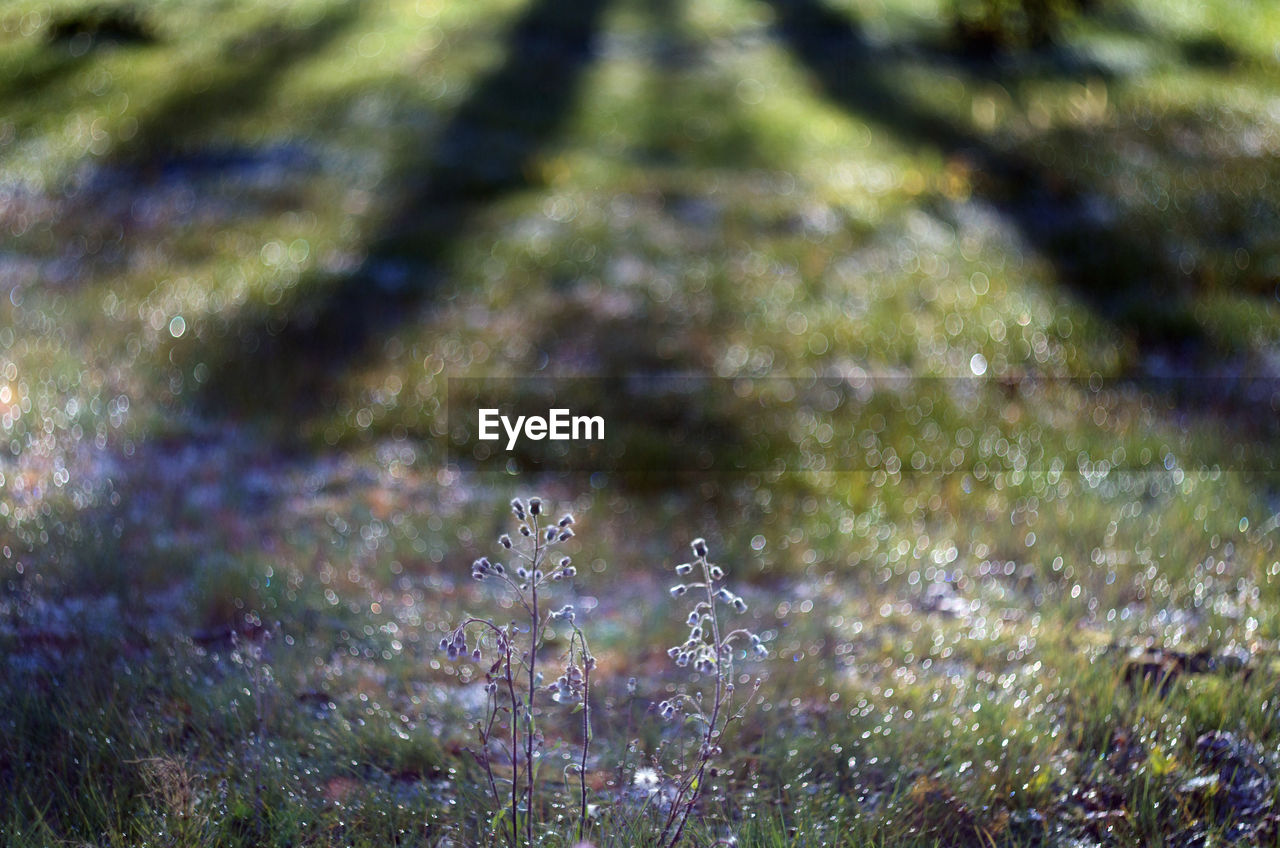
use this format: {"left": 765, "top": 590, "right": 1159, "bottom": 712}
{"left": 444, "top": 498, "right": 582, "bottom": 672}
{"left": 471, "top": 556, "right": 506, "bottom": 581}
{"left": 547, "top": 652, "right": 595, "bottom": 704}
{"left": 491, "top": 499, "right": 578, "bottom": 589}
{"left": 460, "top": 499, "right": 580, "bottom": 594}
{"left": 439, "top": 626, "right": 484, "bottom": 664}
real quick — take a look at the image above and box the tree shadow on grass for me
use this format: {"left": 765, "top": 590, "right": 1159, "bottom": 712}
{"left": 0, "top": 48, "right": 95, "bottom": 113}
{"left": 764, "top": 0, "right": 1280, "bottom": 368}
{"left": 112, "top": 4, "right": 363, "bottom": 165}
{"left": 15, "top": 7, "right": 365, "bottom": 276}
{"left": 196, "top": 0, "right": 615, "bottom": 428}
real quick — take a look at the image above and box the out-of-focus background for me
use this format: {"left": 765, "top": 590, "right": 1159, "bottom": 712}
{"left": 3, "top": 0, "right": 1280, "bottom": 844}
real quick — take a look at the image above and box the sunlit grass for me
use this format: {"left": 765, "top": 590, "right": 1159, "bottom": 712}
{"left": 2, "top": 0, "right": 1280, "bottom": 843}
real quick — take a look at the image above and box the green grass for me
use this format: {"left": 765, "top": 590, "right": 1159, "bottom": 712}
{"left": 3, "top": 0, "right": 1280, "bottom": 844}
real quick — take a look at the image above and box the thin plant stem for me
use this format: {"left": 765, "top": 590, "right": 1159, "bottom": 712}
{"left": 571, "top": 627, "right": 592, "bottom": 843}
{"left": 527, "top": 511, "right": 540, "bottom": 847}
{"left": 661, "top": 552, "right": 728, "bottom": 848}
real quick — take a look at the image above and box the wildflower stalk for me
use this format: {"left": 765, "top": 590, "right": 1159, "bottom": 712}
{"left": 657, "top": 538, "right": 765, "bottom": 848}
{"left": 527, "top": 510, "right": 540, "bottom": 848}
{"left": 580, "top": 652, "right": 591, "bottom": 843}
{"left": 563, "top": 625, "right": 593, "bottom": 843}
{"left": 456, "top": 616, "right": 516, "bottom": 839}
{"left": 444, "top": 505, "right": 761, "bottom": 847}
{"left": 507, "top": 648, "right": 521, "bottom": 848}
{"left": 665, "top": 554, "right": 725, "bottom": 846}
{"left": 444, "top": 497, "right": 582, "bottom": 848}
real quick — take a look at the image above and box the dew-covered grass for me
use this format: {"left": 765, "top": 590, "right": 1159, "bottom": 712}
{"left": 3, "top": 0, "right": 1280, "bottom": 844}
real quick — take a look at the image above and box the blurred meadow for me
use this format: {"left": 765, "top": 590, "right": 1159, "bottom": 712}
{"left": 3, "top": 0, "right": 1280, "bottom": 844}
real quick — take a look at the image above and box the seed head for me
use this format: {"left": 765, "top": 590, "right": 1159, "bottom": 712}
{"left": 511, "top": 498, "right": 526, "bottom": 520}
{"left": 559, "top": 514, "right": 574, "bottom": 527}
{"left": 691, "top": 538, "right": 708, "bottom": 557}
{"left": 558, "top": 528, "right": 574, "bottom": 542}
{"left": 528, "top": 497, "right": 542, "bottom": 516}
{"left": 499, "top": 534, "right": 512, "bottom": 549}
{"left": 675, "top": 563, "right": 693, "bottom": 576}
